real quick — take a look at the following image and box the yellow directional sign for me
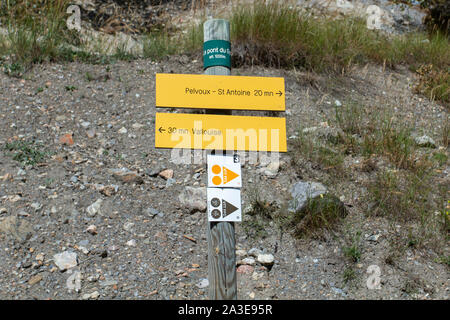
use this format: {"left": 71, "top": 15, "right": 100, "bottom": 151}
{"left": 156, "top": 73, "right": 285, "bottom": 111}
{"left": 155, "top": 113, "right": 287, "bottom": 152}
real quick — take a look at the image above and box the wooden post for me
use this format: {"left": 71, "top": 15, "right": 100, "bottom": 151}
{"left": 204, "top": 19, "right": 237, "bottom": 300}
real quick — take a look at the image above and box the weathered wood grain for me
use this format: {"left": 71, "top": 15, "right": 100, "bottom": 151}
{"left": 204, "top": 18, "right": 237, "bottom": 300}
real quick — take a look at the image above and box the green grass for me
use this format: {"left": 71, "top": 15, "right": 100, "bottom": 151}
{"left": 230, "top": 0, "right": 449, "bottom": 104}
{"left": 0, "top": 0, "right": 448, "bottom": 107}
{"left": 342, "top": 231, "right": 363, "bottom": 263}
{"left": 0, "top": 0, "right": 80, "bottom": 69}
{"left": 291, "top": 130, "right": 346, "bottom": 177}
{"left": 3, "top": 140, "right": 49, "bottom": 167}
{"left": 288, "top": 194, "right": 348, "bottom": 239}
{"left": 242, "top": 195, "right": 277, "bottom": 239}
{"left": 415, "top": 64, "right": 449, "bottom": 108}
{"left": 342, "top": 267, "right": 357, "bottom": 284}
{"left": 231, "top": 1, "right": 449, "bottom": 72}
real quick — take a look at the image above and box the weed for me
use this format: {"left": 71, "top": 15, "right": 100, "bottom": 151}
{"left": 432, "top": 152, "right": 448, "bottom": 166}
{"left": 65, "top": 85, "right": 77, "bottom": 91}
{"left": 291, "top": 130, "right": 346, "bottom": 176}
{"left": 242, "top": 193, "right": 278, "bottom": 239}
{"left": 434, "top": 255, "right": 450, "bottom": 266}
{"left": 343, "top": 231, "right": 363, "bottom": 263}
{"left": 342, "top": 267, "right": 357, "bottom": 284}
{"left": 289, "top": 194, "right": 348, "bottom": 239}
{"left": 2, "top": 62, "right": 25, "bottom": 77}
{"left": 415, "top": 64, "right": 449, "bottom": 107}
{"left": 3, "top": 140, "right": 48, "bottom": 166}
{"left": 85, "top": 72, "right": 94, "bottom": 82}
{"left": 230, "top": 1, "right": 449, "bottom": 76}
{"left": 0, "top": 0, "right": 80, "bottom": 70}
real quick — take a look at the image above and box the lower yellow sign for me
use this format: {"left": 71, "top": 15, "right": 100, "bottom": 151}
{"left": 155, "top": 113, "right": 287, "bottom": 152}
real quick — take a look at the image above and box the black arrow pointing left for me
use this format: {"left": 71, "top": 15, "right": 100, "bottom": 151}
{"left": 159, "top": 127, "right": 165, "bottom": 133}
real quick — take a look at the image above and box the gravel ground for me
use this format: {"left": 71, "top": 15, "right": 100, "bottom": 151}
{"left": 0, "top": 54, "right": 448, "bottom": 300}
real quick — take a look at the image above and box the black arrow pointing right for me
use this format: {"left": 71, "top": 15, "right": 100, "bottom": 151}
{"left": 276, "top": 91, "right": 283, "bottom": 97}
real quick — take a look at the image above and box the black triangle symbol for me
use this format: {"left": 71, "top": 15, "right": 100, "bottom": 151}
{"left": 222, "top": 200, "right": 238, "bottom": 217}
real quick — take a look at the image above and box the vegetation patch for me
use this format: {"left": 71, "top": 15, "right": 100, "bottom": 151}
{"left": 3, "top": 140, "right": 49, "bottom": 167}
{"left": 288, "top": 194, "right": 348, "bottom": 239}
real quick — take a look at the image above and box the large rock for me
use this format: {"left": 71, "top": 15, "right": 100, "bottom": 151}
{"left": 289, "top": 181, "right": 328, "bottom": 212}
{"left": 178, "top": 187, "right": 207, "bottom": 213}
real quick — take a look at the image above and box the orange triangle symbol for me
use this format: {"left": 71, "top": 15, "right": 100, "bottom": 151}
{"left": 223, "top": 166, "right": 239, "bottom": 184}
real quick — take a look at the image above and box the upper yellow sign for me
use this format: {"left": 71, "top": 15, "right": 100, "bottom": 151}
{"left": 155, "top": 73, "right": 285, "bottom": 111}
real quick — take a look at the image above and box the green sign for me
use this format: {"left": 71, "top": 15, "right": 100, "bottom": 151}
{"left": 203, "top": 40, "right": 231, "bottom": 69}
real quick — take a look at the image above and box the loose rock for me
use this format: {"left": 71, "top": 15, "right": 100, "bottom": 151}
{"left": 178, "top": 187, "right": 207, "bottom": 213}
{"left": 86, "top": 199, "right": 103, "bottom": 217}
{"left": 53, "top": 251, "right": 78, "bottom": 271}
{"left": 289, "top": 181, "right": 328, "bottom": 212}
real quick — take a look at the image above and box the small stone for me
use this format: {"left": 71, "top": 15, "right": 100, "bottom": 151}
{"left": 126, "top": 239, "right": 136, "bottom": 247}
{"left": 178, "top": 187, "right": 207, "bottom": 213}
{"left": 0, "top": 208, "right": 7, "bottom": 215}
{"left": 146, "top": 207, "right": 163, "bottom": 218}
{"left": 35, "top": 253, "right": 45, "bottom": 262}
{"left": 86, "top": 225, "right": 98, "bottom": 235}
{"left": 196, "top": 278, "right": 209, "bottom": 289}
{"left": 86, "top": 199, "right": 103, "bottom": 217}
{"left": 165, "top": 178, "right": 176, "bottom": 188}
{"left": 18, "top": 210, "right": 29, "bottom": 217}
{"left": 123, "top": 222, "right": 135, "bottom": 232}
{"left": 118, "top": 127, "right": 128, "bottom": 134}
{"left": 53, "top": 251, "right": 78, "bottom": 271}
{"left": 59, "top": 133, "right": 74, "bottom": 145}
{"left": 159, "top": 169, "right": 174, "bottom": 180}
{"left": 78, "top": 246, "right": 89, "bottom": 255}
{"left": 111, "top": 168, "right": 143, "bottom": 184}
{"left": 82, "top": 293, "right": 91, "bottom": 300}
{"left": 240, "top": 257, "right": 256, "bottom": 266}
{"left": 415, "top": 135, "right": 436, "bottom": 148}
{"left": 236, "top": 249, "right": 247, "bottom": 258}
{"left": 257, "top": 253, "right": 275, "bottom": 266}
{"left": 90, "top": 291, "right": 100, "bottom": 299}
{"left": 86, "top": 128, "right": 96, "bottom": 139}
{"left": 28, "top": 274, "right": 43, "bottom": 286}
{"left": 237, "top": 265, "right": 254, "bottom": 274}
{"left": 66, "top": 271, "right": 81, "bottom": 292}
{"left": 367, "top": 234, "right": 381, "bottom": 242}
{"left": 260, "top": 161, "right": 280, "bottom": 178}
{"left": 99, "top": 185, "right": 118, "bottom": 197}
{"left": 132, "top": 123, "right": 144, "bottom": 129}
{"left": 30, "top": 203, "right": 42, "bottom": 211}
{"left": 100, "top": 279, "right": 118, "bottom": 287}
{"left": 331, "top": 287, "right": 346, "bottom": 296}
{"left": 248, "top": 248, "right": 263, "bottom": 257}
